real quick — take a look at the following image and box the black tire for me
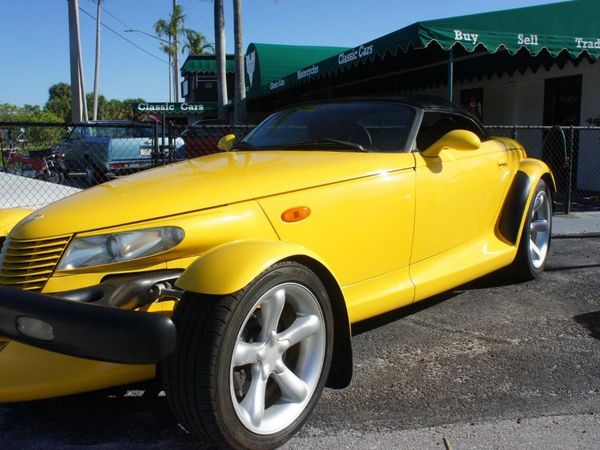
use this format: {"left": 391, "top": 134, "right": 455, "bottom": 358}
{"left": 512, "top": 179, "right": 552, "bottom": 280}
{"left": 162, "top": 261, "right": 334, "bottom": 450}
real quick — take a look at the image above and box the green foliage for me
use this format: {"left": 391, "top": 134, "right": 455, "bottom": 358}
{"left": 154, "top": 4, "right": 213, "bottom": 57}
{"left": 1, "top": 84, "right": 147, "bottom": 152}
{"left": 183, "top": 30, "right": 214, "bottom": 56}
{"left": 45, "top": 82, "right": 72, "bottom": 122}
{"left": 41, "top": 83, "right": 146, "bottom": 121}
{"left": 154, "top": 5, "right": 185, "bottom": 58}
{"left": 0, "top": 103, "right": 65, "bottom": 151}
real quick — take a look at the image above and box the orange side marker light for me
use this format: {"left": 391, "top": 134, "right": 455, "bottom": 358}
{"left": 281, "top": 207, "right": 311, "bottom": 223}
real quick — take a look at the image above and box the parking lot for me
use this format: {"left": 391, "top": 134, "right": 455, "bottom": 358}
{"left": 1, "top": 236, "right": 599, "bottom": 449}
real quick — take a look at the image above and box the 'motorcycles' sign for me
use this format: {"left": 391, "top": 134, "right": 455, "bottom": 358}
{"left": 133, "top": 102, "right": 216, "bottom": 114}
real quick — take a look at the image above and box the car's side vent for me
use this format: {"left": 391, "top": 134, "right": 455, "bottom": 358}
{"left": 0, "top": 235, "right": 72, "bottom": 292}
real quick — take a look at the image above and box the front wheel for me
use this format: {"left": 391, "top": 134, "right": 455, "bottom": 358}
{"left": 512, "top": 179, "right": 552, "bottom": 280}
{"left": 162, "top": 261, "right": 334, "bottom": 449}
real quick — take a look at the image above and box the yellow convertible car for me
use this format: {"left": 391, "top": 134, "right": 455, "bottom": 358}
{"left": 0, "top": 97, "right": 553, "bottom": 449}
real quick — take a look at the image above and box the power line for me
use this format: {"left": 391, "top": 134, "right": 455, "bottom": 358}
{"left": 184, "top": 0, "right": 214, "bottom": 40}
{"left": 100, "top": 5, "right": 163, "bottom": 50}
{"left": 78, "top": 6, "right": 168, "bottom": 65}
{"left": 100, "top": 5, "right": 129, "bottom": 28}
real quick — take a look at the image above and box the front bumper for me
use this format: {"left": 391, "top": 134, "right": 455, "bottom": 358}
{"left": 0, "top": 275, "right": 178, "bottom": 365}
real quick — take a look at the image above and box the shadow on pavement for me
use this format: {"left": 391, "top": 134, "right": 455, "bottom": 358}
{"left": 546, "top": 263, "right": 600, "bottom": 272}
{"left": 1, "top": 383, "right": 206, "bottom": 449}
{"left": 573, "top": 311, "right": 600, "bottom": 340}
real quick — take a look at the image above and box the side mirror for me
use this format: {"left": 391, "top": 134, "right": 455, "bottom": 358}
{"left": 218, "top": 134, "right": 237, "bottom": 152}
{"left": 422, "top": 130, "right": 481, "bottom": 158}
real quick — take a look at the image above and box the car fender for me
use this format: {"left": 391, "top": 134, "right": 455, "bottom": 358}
{"left": 0, "top": 208, "right": 34, "bottom": 237}
{"left": 498, "top": 159, "right": 555, "bottom": 245}
{"left": 176, "top": 239, "right": 334, "bottom": 295}
{"left": 175, "top": 239, "right": 353, "bottom": 388}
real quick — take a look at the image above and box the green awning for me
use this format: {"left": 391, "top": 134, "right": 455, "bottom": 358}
{"left": 251, "top": 0, "right": 600, "bottom": 98}
{"left": 181, "top": 56, "right": 235, "bottom": 74}
{"left": 245, "top": 43, "right": 349, "bottom": 96}
{"left": 417, "top": 0, "right": 600, "bottom": 56}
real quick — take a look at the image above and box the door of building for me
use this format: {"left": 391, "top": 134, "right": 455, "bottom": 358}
{"left": 543, "top": 74, "right": 582, "bottom": 196}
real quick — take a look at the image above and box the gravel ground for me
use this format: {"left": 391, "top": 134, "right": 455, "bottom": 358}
{"left": 1, "top": 237, "right": 599, "bottom": 449}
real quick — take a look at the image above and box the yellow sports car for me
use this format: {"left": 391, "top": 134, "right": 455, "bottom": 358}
{"left": 0, "top": 97, "right": 553, "bottom": 449}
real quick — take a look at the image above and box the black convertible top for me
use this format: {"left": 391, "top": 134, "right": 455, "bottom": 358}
{"left": 290, "top": 95, "right": 484, "bottom": 127}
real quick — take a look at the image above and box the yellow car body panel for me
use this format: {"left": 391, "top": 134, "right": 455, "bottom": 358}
{"left": 411, "top": 140, "right": 519, "bottom": 264}
{"left": 10, "top": 151, "right": 412, "bottom": 239}
{"left": 176, "top": 240, "right": 336, "bottom": 295}
{"left": 0, "top": 341, "right": 154, "bottom": 402}
{"left": 0, "top": 208, "right": 33, "bottom": 236}
{"left": 257, "top": 154, "right": 416, "bottom": 286}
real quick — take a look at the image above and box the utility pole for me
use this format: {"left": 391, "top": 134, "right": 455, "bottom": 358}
{"left": 172, "top": 0, "right": 179, "bottom": 102}
{"left": 233, "top": 0, "right": 246, "bottom": 124}
{"left": 169, "top": 35, "right": 173, "bottom": 102}
{"left": 67, "top": 0, "right": 88, "bottom": 122}
{"left": 214, "top": 0, "right": 228, "bottom": 120}
{"left": 92, "top": 0, "right": 101, "bottom": 120}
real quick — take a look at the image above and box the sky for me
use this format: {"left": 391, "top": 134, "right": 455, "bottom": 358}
{"left": 1, "top": 0, "right": 566, "bottom": 107}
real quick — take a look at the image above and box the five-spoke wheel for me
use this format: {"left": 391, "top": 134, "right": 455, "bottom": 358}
{"left": 162, "top": 262, "right": 333, "bottom": 450}
{"left": 513, "top": 179, "right": 552, "bottom": 279}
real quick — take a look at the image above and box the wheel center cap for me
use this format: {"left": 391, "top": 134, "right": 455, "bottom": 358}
{"left": 257, "top": 331, "right": 287, "bottom": 375}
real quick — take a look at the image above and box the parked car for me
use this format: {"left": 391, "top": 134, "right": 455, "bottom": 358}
{"left": 180, "top": 118, "right": 230, "bottom": 158}
{"left": 0, "top": 97, "right": 554, "bottom": 449}
{"left": 56, "top": 120, "right": 184, "bottom": 184}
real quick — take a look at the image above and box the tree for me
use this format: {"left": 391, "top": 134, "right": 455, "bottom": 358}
{"left": 43, "top": 83, "right": 143, "bottom": 121}
{"left": 182, "top": 29, "right": 214, "bottom": 56}
{"left": 214, "top": 0, "right": 228, "bottom": 120}
{"left": 45, "top": 82, "right": 72, "bottom": 122}
{"left": 0, "top": 103, "right": 64, "bottom": 151}
{"left": 233, "top": 0, "right": 246, "bottom": 124}
{"left": 154, "top": 2, "right": 186, "bottom": 102}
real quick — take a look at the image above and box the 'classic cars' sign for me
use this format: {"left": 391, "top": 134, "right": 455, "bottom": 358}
{"left": 133, "top": 102, "right": 215, "bottom": 114}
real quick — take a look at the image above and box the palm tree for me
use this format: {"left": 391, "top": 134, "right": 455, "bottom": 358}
{"left": 214, "top": 0, "right": 228, "bottom": 120}
{"left": 155, "top": 2, "right": 186, "bottom": 102}
{"left": 233, "top": 0, "right": 246, "bottom": 124}
{"left": 182, "top": 29, "right": 214, "bottom": 56}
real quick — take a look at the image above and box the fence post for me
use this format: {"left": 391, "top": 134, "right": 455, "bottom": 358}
{"left": 152, "top": 121, "right": 159, "bottom": 168}
{"left": 512, "top": 126, "right": 518, "bottom": 141}
{"left": 567, "top": 126, "right": 574, "bottom": 215}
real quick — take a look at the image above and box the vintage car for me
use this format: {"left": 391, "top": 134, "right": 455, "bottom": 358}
{"left": 0, "top": 97, "right": 553, "bottom": 449}
{"left": 57, "top": 120, "right": 184, "bottom": 184}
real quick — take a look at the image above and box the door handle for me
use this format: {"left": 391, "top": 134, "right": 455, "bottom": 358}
{"left": 497, "top": 158, "right": 508, "bottom": 168}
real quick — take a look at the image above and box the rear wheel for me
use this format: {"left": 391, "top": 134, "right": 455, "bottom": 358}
{"left": 162, "top": 261, "right": 333, "bottom": 449}
{"left": 512, "top": 179, "right": 552, "bottom": 280}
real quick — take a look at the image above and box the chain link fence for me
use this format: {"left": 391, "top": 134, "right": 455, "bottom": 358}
{"left": 486, "top": 126, "right": 600, "bottom": 213}
{"left": 1, "top": 121, "right": 598, "bottom": 213}
{"left": 0, "top": 121, "right": 254, "bottom": 208}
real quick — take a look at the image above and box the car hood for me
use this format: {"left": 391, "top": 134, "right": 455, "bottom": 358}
{"left": 12, "top": 151, "right": 414, "bottom": 239}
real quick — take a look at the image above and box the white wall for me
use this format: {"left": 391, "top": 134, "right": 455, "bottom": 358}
{"left": 414, "top": 59, "right": 600, "bottom": 193}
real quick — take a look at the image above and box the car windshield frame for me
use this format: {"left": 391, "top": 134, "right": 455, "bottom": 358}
{"left": 239, "top": 101, "right": 418, "bottom": 153}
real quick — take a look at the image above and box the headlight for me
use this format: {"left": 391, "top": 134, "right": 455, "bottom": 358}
{"left": 58, "top": 227, "right": 184, "bottom": 270}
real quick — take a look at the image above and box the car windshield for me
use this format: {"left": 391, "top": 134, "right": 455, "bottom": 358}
{"left": 240, "top": 102, "right": 416, "bottom": 152}
{"left": 70, "top": 126, "right": 153, "bottom": 139}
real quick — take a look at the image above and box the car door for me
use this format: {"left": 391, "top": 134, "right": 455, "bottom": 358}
{"left": 410, "top": 112, "right": 512, "bottom": 265}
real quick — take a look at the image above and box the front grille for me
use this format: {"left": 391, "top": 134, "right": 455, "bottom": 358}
{"left": 0, "top": 235, "right": 71, "bottom": 291}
